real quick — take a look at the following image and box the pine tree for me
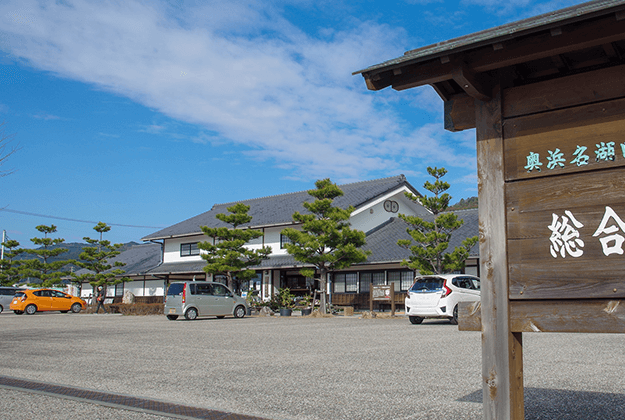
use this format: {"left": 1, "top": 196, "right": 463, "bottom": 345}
{"left": 72, "top": 222, "right": 129, "bottom": 302}
{"left": 281, "top": 179, "right": 370, "bottom": 314}
{"left": 198, "top": 203, "right": 272, "bottom": 292}
{"left": 398, "top": 167, "right": 478, "bottom": 275}
{"left": 0, "top": 239, "right": 24, "bottom": 286}
{"left": 18, "top": 225, "right": 72, "bottom": 287}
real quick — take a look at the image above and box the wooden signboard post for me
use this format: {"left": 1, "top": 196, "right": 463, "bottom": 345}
{"left": 370, "top": 284, "right": 395, "bottom": 316}
{"left": 355, "top": 1, "right": 625, "bottom": 418}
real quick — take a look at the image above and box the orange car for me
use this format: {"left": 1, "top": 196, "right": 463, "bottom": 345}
{"left": 10, "top": 289, "right": 86, "bottom": 315}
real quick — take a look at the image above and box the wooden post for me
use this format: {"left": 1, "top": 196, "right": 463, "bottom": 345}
{"left": 476, "top": 84, "right": 524, "bottom": 420}
{"left": 390, "top": 283, "right": 395, "bottom": 316}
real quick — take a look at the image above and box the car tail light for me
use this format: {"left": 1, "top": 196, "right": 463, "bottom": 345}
{"left": 441, "top": 281, "right": 452, "bottom": 298}
{"left": 182, "top": 284, "right": 186, "bottom": 304}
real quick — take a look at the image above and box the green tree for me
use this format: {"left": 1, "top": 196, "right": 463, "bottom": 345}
{"left": 198, "top": 203, "right": 272, "bottom": 292}
{"left": 71, "top": 222, "right": 129, "bottom": 302}
{"left": 398, "top": 167, "right": 478, "bottom": 275}
{"left": 18, "top": 225, "right": 72, "bottom": 287}
{"left": 0, "top": 239, "right": 24, "bottom": 286}
{"left": 281, "top": 179, "right": 370, "bottom": 314}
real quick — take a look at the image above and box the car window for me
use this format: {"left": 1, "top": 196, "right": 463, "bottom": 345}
{"left": 51, "top": 291, "right": 67, "bottom": 298}
{"left": 34, "top": 290, "right": 52, "bottom": 297}
{"left": 0, "top": 288, "right": 17, "bottom": 296}
{"left": 167, "top": 283, "right": 185, "bottom": 296}
{"left": 14, "top": 292, "right": 25, "bottom": 298}
{"left": 409, "top": 278, "right": 444, "bottom": 292}
{"left": 212, "top": 284, "right": 231, "bottom": 296}
{"left": 471, "top": 278, "right": 480, "bottom": 290}
{"left": 196, "top": 284, "right": 213, "bottom": 295}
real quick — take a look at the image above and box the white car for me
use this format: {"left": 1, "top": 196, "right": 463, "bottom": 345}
{"left": 405, "top": 274, "right": 480, "bottom": 325}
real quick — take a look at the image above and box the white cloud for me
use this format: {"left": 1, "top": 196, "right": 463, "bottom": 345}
{"left": 0, "top": 0, "right": 476, "bottom": 183}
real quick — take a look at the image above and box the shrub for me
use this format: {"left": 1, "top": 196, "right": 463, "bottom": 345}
{"left": 106, "top": 303, "right": 164, "bottom": 315}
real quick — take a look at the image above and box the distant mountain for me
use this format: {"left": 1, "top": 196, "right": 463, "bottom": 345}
{"left": 448, "top": 197, "right": 478, "bottom": 211}
{"left": 14, "top": 242, "right": 140, "bottom": 263}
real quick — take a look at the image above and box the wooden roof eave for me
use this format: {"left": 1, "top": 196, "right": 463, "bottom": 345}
{"left": 356, "top": 0, "right": 625, "bottom": 132}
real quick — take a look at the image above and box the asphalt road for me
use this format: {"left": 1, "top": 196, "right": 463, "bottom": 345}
{"left": 1, "top": 312, "right": 624, "bottom": 419}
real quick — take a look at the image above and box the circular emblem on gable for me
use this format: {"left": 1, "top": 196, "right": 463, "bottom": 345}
{"left": 384, "top": 200, "right": 398, "bottom": 213}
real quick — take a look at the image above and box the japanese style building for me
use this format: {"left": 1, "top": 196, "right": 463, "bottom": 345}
{"left": 78, "top": 175, "right": 479, "bottom": 308}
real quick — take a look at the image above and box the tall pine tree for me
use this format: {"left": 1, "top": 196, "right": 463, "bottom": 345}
{"left": 198, "top": 203, "right": 271, "bottom": 293}
{"left": 281, "top": 179, "right": 369, "bottom": 314}
{"left": 0, "top": 239, "right": 24, "bottom": 286}
{"left": 19, "top": 225, "right": 71, "bottom": 287}
{"left": 72, "top": 222, "right": 129, "bottom": 303}
{"left": 398, "top": 167, "right": 478, "bottom": 275}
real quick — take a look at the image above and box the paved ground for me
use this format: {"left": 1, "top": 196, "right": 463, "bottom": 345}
{"left": 1, "top": 312, "right": 625, "bottom": 419}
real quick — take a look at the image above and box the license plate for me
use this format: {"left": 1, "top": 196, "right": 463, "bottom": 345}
{"left": 169, "top": 309, "right": 176, "bottom": 314}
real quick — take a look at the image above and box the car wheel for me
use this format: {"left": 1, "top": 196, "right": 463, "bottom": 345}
{"left": 450, "top": 305, "right": 459, "bottom": 325}
{"left": 71, "top": 303, "right": 82, "bottom": 313}
{"left": 14, "top": 310, "right": 23, "bottom": 315}
{"left": 184, "top": 307, "right": 198, "bottom": 320}
{"left": 234, "top": 305, "right": 246, "bottom": 318}
{"left": 409, "top": 316, "right": 423, "bottom": 324}
{"left": 25, "top": 304, "right": 37, "bottom": 315}
{"left": 0, "top": 304, "right": 3, "bottom": 313}
{"left": 166, "top": 315, "right": 179, "bottom": 320}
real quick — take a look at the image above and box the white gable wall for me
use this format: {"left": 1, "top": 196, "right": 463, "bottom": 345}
{"left": 163, "top": 234, "right": 205, "bottom": 263}
{"left": 349, "top": 187, "right": 429, "bottom": 233}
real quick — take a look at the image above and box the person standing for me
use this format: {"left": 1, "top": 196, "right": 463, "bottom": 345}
{"left": 95, "top": 285, "right": 108, "bottom": 314}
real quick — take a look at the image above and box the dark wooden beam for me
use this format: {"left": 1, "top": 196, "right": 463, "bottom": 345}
{"left": 460, "top": 300, "right": 625, "bottom": 333}
{"left": 452, "top": 63, "right": 492, "bottom": 101}
{"left": 444, "top": 93, "right": 476, "bottom": 132}
{"left": 468, "top": 14, "right": 625, "bottom": 73}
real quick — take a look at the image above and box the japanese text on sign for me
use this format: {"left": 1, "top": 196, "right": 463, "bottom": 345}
{"left": 525, "top": 142, "right": 619, "bottom": 172}
{"left": 549, "top": 206, "right": 625, "bottom": 258}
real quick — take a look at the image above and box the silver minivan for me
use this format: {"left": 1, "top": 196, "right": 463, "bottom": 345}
{"left": 0, "top": 287, "right": 22, "bottom": 313}
{"left": 164, "top": 281, "right": 247, "bottom": 320}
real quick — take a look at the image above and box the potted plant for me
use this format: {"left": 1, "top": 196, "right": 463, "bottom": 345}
{"left": 245, "top": 288, "right": 260, "bottom": 315}
{"left": 278, "top": 287, "right": 295, "bottom": 316}
{"left": 299, "top": 294, "right": 313, "bottom": 316}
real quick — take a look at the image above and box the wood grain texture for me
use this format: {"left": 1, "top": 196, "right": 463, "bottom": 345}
{"left": 477, "top": 85, "right": 524, "bottom": 420}
{"left": 504, "top": 98, "right": 625, "bottom": 182}
{"left": 503, "top": 65, "right": 625, "bottom": 119}
{"left": 459, "top": 300, "right": 625, "bottom": 333}
{"left": 444, "top": 94, "right": 476, "bottom": 132}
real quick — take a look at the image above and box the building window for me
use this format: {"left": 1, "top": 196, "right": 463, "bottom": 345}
{"left": 115, "top": 283, "right": 124, "bottom": 297}
{"left": 280, "top": 234, "right": 293, "bottom": 249}
{"left": 345, "top": 273, "right": 358, "bottom": 292}
{"left": 387, "top": 270, "right": 414, "bottom": 292}
{"left": 334, "top": 273, "right": 345, "bottom": 293}
{"left": 180, "top": 242, "right": 200, "bottom": 257}
{"left": 358, "top": 271, "right": 385, "bottom": 293}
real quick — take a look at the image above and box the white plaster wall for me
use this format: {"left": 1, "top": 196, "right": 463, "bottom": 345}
{"left": 350, "top": 188, "right": 428, "bottom": 233}
{"left": 163, "top": 234, "right": 206, "bottom": 263}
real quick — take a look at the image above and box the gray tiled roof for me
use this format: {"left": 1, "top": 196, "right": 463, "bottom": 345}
{"left": 148, "top": 260, "right": 208, "bottom": 275}
{"left": 359, "top": 208, "right": 479, "bottom": 265}
{"left": 145, "top": 208, "right": 479, "bottom": 274}
{"left": 143, "top": 175, "right": 417, "bottom": 240}
{"left": 74, "top": 243, "right": 162, "bottom": 277}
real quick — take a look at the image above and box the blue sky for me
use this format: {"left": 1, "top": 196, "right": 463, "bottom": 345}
{"left": 0, "top": 0, "right": 582, "bottom": 247}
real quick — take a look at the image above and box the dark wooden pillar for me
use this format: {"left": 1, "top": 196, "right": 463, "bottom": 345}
{"left": 475, "top": 85, "right": 524, "bottom": 420}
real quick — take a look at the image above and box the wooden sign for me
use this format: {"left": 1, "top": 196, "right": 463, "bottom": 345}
{"left": 370, "top": 284, "right": 395, "bottom": 315}
{"left": 504, "top": 99, "right": 625, "bottom": 300}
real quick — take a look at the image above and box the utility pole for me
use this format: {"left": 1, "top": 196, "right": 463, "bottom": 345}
{"left": 1, "top": 230, "right": 5, "bottom": 261}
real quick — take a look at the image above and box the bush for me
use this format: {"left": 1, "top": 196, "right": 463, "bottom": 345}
{"left": 105, "top": 303, "right": 164, "bottom": 315}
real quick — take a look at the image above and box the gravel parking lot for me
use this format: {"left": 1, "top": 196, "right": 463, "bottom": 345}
{"left": 1, "top": 312, "right": 625, "bottom": 419}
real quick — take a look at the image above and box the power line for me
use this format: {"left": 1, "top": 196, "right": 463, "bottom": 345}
{"left": 0, "top": 208, "right": 163, "bottom": 229}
